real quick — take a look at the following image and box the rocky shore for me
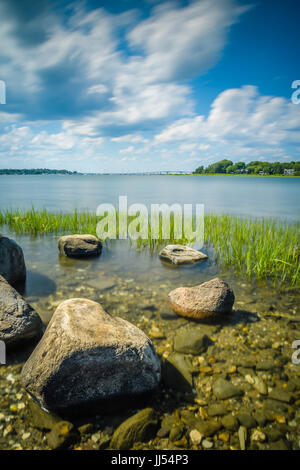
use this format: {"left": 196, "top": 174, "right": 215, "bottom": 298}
{"left": 0, "top": 237, "right": 299, "bottom": 450}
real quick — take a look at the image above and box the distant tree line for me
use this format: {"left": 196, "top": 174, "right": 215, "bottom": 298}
{"left": 193, "top": 160, "right": 300, "bottom": 176}
{"left": 0, "top": 169, "right": 79, "bottom": 175}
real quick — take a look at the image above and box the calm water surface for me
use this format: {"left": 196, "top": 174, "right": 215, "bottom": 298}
{"left": 0, "top": 175, "right": 299, "bottom": 220}
{"left": 1, "top": 174, "right": 299, "bottom": 322}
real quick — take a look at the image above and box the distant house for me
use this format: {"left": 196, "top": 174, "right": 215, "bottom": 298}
{"left": 284, "top": 169, "right": 295, "bottom": 175}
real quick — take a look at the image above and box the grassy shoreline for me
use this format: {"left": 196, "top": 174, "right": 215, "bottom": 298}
{"left": 170, "top": 173, "right": 300, "bottom": 177}
{"left": 0, "top": 208, "right": 299, "bottom": 290}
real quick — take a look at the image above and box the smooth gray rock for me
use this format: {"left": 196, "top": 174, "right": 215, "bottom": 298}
{"left": 22, "top": 298, "right": 161, "bottom": 413}
{"left": 0, "top": 275, "right": 43, "bottom": 348}
{"left": 173, "top": 327, "right": 212, "bottom": 355}
{"left": 159, "top": 245, "right": 207, "bottom": 265}
{"left": 0, "top": 235, "right": 26, "bottom": 285}
{"left": 213, "top": 378, "right": 243, "bottom": 400}
{"left": 58, "top": 234, "right": 102, "bottom": 258}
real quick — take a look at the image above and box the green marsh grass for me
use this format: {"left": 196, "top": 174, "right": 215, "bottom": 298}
{"left": 0, "top": 208, "right": 299, "bottom": 289}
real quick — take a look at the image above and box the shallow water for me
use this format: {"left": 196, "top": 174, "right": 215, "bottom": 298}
{"left": 4, "top": 230, "right": 299, "bottom": 327}
{"left": 0, "top": 173, "right": 300, "bottom": 450}
{"left": 1, "top": 231, "right": 300, "bottom": 450}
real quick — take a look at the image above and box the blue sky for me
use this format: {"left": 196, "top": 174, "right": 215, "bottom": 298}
{"left": 0, "top": 0, "right": 299, "bottom": 172}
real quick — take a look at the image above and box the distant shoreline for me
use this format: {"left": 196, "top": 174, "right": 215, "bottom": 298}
{"left": 0, "top": 171, "right": 299, "bottom": 177}
{"left": 169, "top": 173, "right": 300, "bottom": 178}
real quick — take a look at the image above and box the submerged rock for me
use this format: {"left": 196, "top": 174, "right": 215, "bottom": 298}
{"left": 0, "top": 275, "right": 43, "bottom": 348}
{"left": 21, "top": 298, "right": 161, "bottom": 413}
{"left": 159, "top": 245, "right": 207, "bottom": 265}
{"left": 58, "top": 234, "right": 102, "bottom": 258}
{"left": 173, "top": 327, "right": 212, "bottom": 355}
{"left": 221, "top": 414, "right": 239, "bottom": 431}
{"left": 168, "top": 278, "right": 235, "bottom": 320}
{"left": 28, "top": 399, "right": 60, "bottom": 431}
{"left": 213, "top": 378, "right": 243, "bottom": 400}
{"left": 161, "top": 353, "right": 193, "bottom": 393}
{"left": 0, "top": 235, "right": 26, "bottom": 285}
{"left": 110, "top": 408, "right": 158, "bottom": 450}
{"left": 47, "top": 421, "right": 77, "bottom": 450}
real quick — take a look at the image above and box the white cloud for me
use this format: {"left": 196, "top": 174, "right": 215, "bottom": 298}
{"left": 111, "top": 134, "right": 149, "bottom": 144}
{"left": 0, "top": 0, "right": 246, "bottom": 131}
{"left": 128, "top": 0, "right": 249, "bottom": 82}
{"left": 119, "top": 145, "right": 135, "bottom": 154}
{"left": 155, "top": 86, "right": 300, "bottom": 160}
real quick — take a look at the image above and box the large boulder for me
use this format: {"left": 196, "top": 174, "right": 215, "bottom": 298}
{"left": 58, "top": 234, "right": 102, "bottom": 258}
{"left": 0, "top": 275, "right": 43, "bottom": 348}
{"left": 159, "top": 244, "right": 207, "bottom": 265}
{"left": 0, "top": 235, "right": 26, "bottom": 285}
{"left": 21, "top": 298, "right": 161, "bottom": 413}
{"left": 168, "top": 278, "right": 234, "bottom": 320}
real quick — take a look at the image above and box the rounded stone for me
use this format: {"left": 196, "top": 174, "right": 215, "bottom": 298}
{"left": 213, "top": 378, "right": 243, "bottom": 400}
{"left": 0, "top": 275, "right": 43, "bottom": 348}
{"left": 21, "top": 298, "right": 161, "bottom": 413}
{"left": 168, "top": 278, "right": 235, "bottom": 320}
{"left": 0, "top": 235, "right": 26, "bottom": 286}
{"left": 58, "top": 234, "right": 102, "bottom": 258}
{"left": 110, "top": 408, "right": 158, "bottom": 450}
{"left": 159, "top": 245, "right": 208, "bottom": 265}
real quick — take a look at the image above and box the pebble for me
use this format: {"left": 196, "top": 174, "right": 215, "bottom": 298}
{"left": 189, "top": 429, "right": 203, "bottom": 446}
{"left": 202, "top": 439, "right": 214, "bottom": 449}
{"left": 251, "top": 429, "right": 266, "bottom": 442}
{"left": 238, "top": 426, "right": 247, "bottom": 450}
{"left": 213, "top": 379, "right": 243, "bottom": 400}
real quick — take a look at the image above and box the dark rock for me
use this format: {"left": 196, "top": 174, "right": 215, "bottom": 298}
{"left": 78, "top": 423, "right": 94, "bottom": 435}
{"left": 161, "top": 353, "right": 193, "bottom": 393}
{"left": 222, "top": 414, "right": 239, "bottom": 432}
{"left": 0, "top": 275, "right": 43, "bottom": 348}
{"left": 236, "top": 413, "right": 257, "bottom": 429}
{"left": 252, "top": 412, "right": 267, "bottom": 427}
{"left": 268, "top": 439, "right": 289, "bottom": 450}
{"left": 266, "top": 429, "right": 285, "bottom": 442}
{"left": 169, "top": 423, "right": 185, "bottom": 442}
{"left": 47, "top": 421, "right": 77, "bottom": 450}
{"left": 58, "top": 234, "right": 102, "bottom": 258}
{"left": 110, "top": 408, "right": 158, "bottom": 450}
{"left": 0, "top": 235, "right": 26, "bottom": 285}
{"left": 28, "top": 399, "right": 60, "bottom": 431}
